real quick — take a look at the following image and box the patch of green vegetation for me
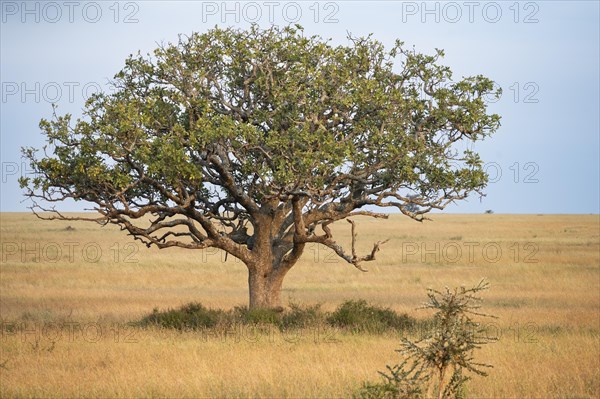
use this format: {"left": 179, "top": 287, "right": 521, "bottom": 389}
{"left": 139, "top": 302, "right": 225, "bottom": 330}
{"left": 138, "top": 300, "right": 416, "bottom": 333}
{"left": 232, "top": 306, "right": 281, "bottom": 325}
{"left": 355, "top": 279, "right": 496, "bottom": 399}
{"left": 281, "top": 302, "right": 325, "bottom": 329}
{"left": 328, "top": 300, "right": 415, "bottom": 333}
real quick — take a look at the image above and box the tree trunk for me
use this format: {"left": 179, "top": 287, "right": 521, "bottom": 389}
{"left": 247, "top": 267, "right": 286, "bottom": 310}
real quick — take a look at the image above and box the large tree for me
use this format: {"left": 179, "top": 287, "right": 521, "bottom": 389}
{"left": 20, "top": 25, "right": 500, "bottom": 309}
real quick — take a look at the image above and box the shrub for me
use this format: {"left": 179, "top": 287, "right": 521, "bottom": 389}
{"left": 138, "top": 299, "right": 416, "bottom": 333}
{"left": 328, "top": 300, "right": 415, "bottom": 333}
{"left": 355, "top": 359, "right": 429, "bottom": 399}
{"left": 280, "top": 302, "right": 325, "bottom": 329}
{"left": 232, "top": 306, "right": 282, "bottom": 325}
{"left": 356, "top": 279, "right": 496, "bottom": 399}
{"left": 139, "top": 302, "right": 225, "bottom": 330}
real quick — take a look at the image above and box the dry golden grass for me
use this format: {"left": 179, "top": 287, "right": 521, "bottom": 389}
{"left": 1, "top": 212, "right": 599, "bottom": 398}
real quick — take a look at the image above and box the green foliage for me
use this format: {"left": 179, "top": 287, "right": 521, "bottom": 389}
{"left": 281, "top": 302, "right": 325, "bottom": 329}
{"left": 138, "top": 300, "right": 415, "bottom": 333}
{"left": 356, "top": 280, "right": 496, "bottom": 399}
{"left": 355, "top": 359, "right": 429, "bottom": 399}
{"left": 21, "top": 24, "right": 501, "bottom": 231}
{"left": 232, "top": 306, "right": 282, "bottom": 325}
{"left": 139, "top": 302, "right": 225, "bottom": 330}
{"left": 328, "top": 300, "right": 415, "bottom": 333}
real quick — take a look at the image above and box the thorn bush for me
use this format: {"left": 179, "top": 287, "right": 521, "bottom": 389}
{"left": 356, "top": 279, "right": 497, "bottom": 399}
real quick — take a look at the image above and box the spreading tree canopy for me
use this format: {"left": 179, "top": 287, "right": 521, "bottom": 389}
{"left": 20, "top": 25, "right": 501, "bottom": 309}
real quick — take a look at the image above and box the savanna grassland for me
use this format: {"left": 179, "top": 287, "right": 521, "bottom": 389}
{"left": 0, "top": 213, "right": 598, "bottom": 398}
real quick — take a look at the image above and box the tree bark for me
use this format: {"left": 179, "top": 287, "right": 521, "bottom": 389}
{"left": 247, "top": 266, "right": 287, "bottom": 310}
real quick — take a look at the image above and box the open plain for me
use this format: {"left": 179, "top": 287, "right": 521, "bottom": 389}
{"left": 0, "top": 213, "right": 598, "bottom": 398}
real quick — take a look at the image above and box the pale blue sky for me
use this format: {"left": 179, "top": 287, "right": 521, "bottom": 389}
{"left": 1, "top": 1, "right": 599, "bottom": 213}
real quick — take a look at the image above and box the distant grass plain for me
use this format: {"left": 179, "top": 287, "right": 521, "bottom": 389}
{"left": 1, "top": 213, "right": 598, "bottom": 398}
